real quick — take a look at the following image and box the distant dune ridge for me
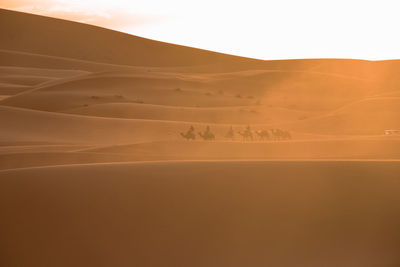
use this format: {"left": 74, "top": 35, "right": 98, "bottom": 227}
{"left": 1, "top": 8, "right": 400, "bottom": 267}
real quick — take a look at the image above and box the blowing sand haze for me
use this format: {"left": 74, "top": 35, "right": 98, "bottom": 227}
{"left": 1, "top": 7, "right": 400, "bottom": 267}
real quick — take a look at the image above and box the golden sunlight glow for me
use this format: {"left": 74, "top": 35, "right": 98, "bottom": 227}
{"left": 2, "top": 0, "right": 400, "bottom": 60}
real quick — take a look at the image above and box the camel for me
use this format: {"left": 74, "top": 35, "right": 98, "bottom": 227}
{"left": 238, "top": 131, "right": 253, "bottom": 141}
{"left": 225, "top": 126, "right": 235, "bottom": 140}
{"left": 270, "top": 129, "right": 282, "bottom": 141}
{"left": 270, "top": 129, "right": 292, "bottom": 141}
{"left": 198, "top": 131, "right": 215, "bottom": 140}
{"left": 198, "top": 126, "right": 215, "bottom": 141}
{"left": 255, "top": 130, "right": 270, "bottom": 141}
{"left": 180, "top": 126, "right": 196, "bottom": 140}
{"left": 238, "top": 125, "right": 254, "bottom": 142}
{"left": 238, "top": 130, "right": 253, "bottom": 142}
{"left": 282, "top": 130, "right": 292, "bottom": 140}
{"left": 181, "top": 131, "right": 196, "bottom": 140}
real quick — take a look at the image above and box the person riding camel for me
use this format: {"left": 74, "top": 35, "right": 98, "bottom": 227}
{"left": 180, "top": 125, "right": 196, "bottom": 140}
{"left": 198, "top": 125, "right": 215, "bottom": 140}
{"left": 245, "top": 125, "right": 252, "bottom": 135}
{"left": 188, "top": 125, "right": 195, "bottom": 134}
{"left": 237, "top": 125, "right": 253, "bottom": 141}
{"left": 226, "top": 126, "right": 235, "bottom": 139}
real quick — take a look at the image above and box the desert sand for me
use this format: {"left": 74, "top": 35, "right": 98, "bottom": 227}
{"left": 1, "top": 8, "right": 400, "bottom": 267}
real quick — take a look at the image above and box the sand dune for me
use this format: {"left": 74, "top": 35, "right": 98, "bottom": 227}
{"left": 0, "top": 66, "right": 89, "bottom": 77}
{"left": 0, "top": 104, "right": 338, "bottom": 147}
{"left": 0, "top": 8, "right": 266, "bottom": 68}
{"left": 1, "top": 106, "right": 276, "bottom": 145}
{"left": 83, "top": 138, "right": 400, "bottom": 160}
{"left": 1, "top": 9, "right": 400, "bottom": 153}
{"left": 2, "top": 9, "right": 400, "bottom": 267}
{"left": 287, "top": 97, "right": 400, "bottom": 135}
{"left": 0, "top": 68, "right": 387, "bottom": 115}
{"left": 0, "top": 74, "right": 54, "bottom": 86}
{"left": 5, "top": 8, "right": 400, "bottom": 75}
{"left": 0, "top": 49, "right": 135, "bottom": 72}
{"left": 0, "top": 144, "right": 92, "bottom": 154}
{"left": 1, "top": 161, "right": 400, "bottom": 267}
{"left": 0, "top": 151, "right": 139, "bottom": 170}
{"left": 2, "top": 137, "right": 400, "bottom": 170}
{"left": 65, "top": 102, "right": 312, "bottom": 124}
{"left": 0, "top": 105, "right": 200, "bottom": 144}
{"left": 0, "top": 83, "right": 31, "bottom": 95}
{"left": 0, "top": 72, "right": 240, "bottom": 111}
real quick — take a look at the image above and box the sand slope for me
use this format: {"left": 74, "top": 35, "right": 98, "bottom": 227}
{"left": 0, "top": 8, "right": 266, "bottom": 68}
{"left": 2, "top": 8, "right": 400, "bottom": 267}
{"left": 1, "top": 161, "right": 400, "bottom": 267}
{"left": 5, "top": 8, "right": 400, "bottom": 74}
{"left": 286, "top": 97, "right": 400, "bottom": 135}
{"left": 3, "top": 137, "right": 400, "bottom": 170}
{"left": 82, "top": 138, "right": 400, "bottom": 160}
{"left": 0, "top": 105, "right": 204, "bottom": 144}
{"left": 65, "top": 102, "right": 312, "bottom": 124}
{"left": 1, "top": 9, "right": 400, "bottom": 165}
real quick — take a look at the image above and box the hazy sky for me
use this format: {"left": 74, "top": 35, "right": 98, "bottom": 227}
{"left": 2, "top": 0, "right": 400, "bottom": 60}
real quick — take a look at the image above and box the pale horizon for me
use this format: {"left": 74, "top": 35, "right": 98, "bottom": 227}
{"left": 2, "top": 0, "right": 400, "bottom": 61}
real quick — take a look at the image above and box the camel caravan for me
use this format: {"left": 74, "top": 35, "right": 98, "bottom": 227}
{"left": 180, "top": 125, "right": 291, "bottom": 141}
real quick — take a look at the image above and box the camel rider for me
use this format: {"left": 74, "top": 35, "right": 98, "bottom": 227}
{"left": 186, "top": 125, "right": 195, "bottom": 135}
{"left": 226, "top": 126, "right": 234, "bottom": 138}
{"left": 200, "top": 125, "right": 213, "bottom": 139}
{"left": 245, "top": 125, "right": 252, "bottom": 134}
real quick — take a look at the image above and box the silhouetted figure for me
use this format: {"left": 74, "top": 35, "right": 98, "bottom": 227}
{"left": 180, "top": 125, "right": 196, "bottom": 140}
{"left": 255, "top": 129, "right": 270, "bottom": 141}
{"left": 198, "top": 125, "right": 215, "bottom": 140}
{"left": 270, "top": 129, "right": 291, "bottom": 141}
{"left": 225, "top": 126, "right": 235, "bottom": 140}
{"left": 238, "top": 125, "right": 253, "bottom": 142}
{"left": 270, "top": 129, "right": 281, "bottom": 141}
{"left": 283, "top": 130, "right": 292, "bottom": 140}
